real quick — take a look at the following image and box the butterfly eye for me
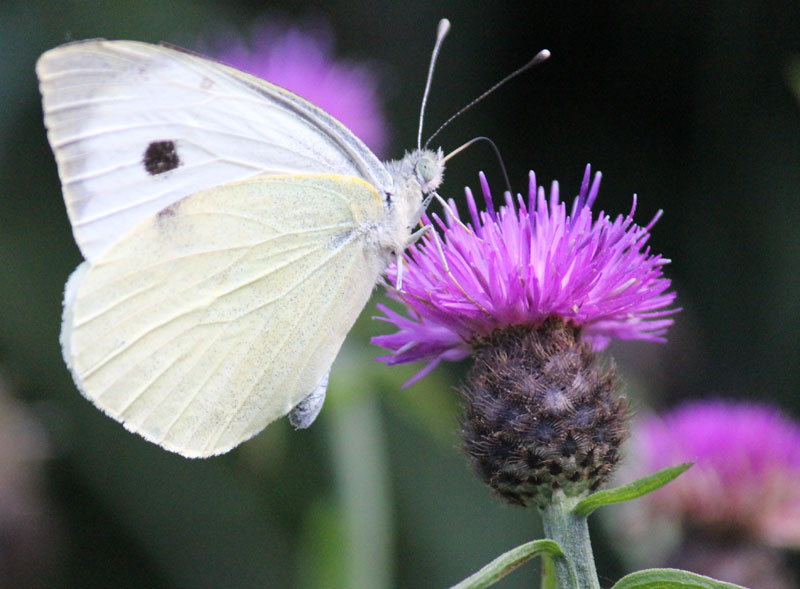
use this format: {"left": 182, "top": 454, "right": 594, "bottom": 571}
{"left": 415, "top": 157, "right": 437, "bottom": 185}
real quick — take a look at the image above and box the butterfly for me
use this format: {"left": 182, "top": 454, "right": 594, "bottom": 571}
{"left": 37, "top": 23, "right": 450, "bottom": 458}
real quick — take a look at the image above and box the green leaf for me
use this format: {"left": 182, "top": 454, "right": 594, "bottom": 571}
{"left": 611, "top": 568, "right": 747, "bottom": 588}
{"left": 540, "top": 556, "right": 558, "bottom": 589}
{"left": 449, "top": 539, "right": 566, "bottom": 589}
{"left": 574, "top": 463, "right": 692, "bottom": 517}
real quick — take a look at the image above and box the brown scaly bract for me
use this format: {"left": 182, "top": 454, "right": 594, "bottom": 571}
{"left": 461, "top": 318, "right": 628, "bottom": 507}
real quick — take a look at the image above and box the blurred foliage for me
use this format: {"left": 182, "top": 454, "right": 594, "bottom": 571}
{"left": 0, "top": 1, "right": 798, "bottom": 587}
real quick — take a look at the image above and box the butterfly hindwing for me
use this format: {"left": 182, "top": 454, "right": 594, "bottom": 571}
{"left": 62, "top": 174, "right": 386, "bottom": 457}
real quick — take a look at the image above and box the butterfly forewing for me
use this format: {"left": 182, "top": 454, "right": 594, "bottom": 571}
{"left": 62, "top": 175, "right": 386, "bottom": 457}
{"left": 37, "top": 40, "right": 391, "bottom": 262}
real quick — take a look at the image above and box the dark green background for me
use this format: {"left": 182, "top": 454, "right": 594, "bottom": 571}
{"left": 1, "top": 1, "right": 798, "bottom": 587}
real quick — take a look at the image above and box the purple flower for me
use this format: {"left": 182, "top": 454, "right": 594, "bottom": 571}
{"left": 208, "top": 22, "right": 389, "bottom": 156}
{"left": 373, "top": 166, "right": 677, "bottom": 383}
{"left": 630, "top": 400, "right": 800, "bottom": 547}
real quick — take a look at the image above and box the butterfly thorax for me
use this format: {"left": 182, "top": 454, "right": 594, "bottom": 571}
{"left": 377, "top": 148, "right": 444, "bottom": 257}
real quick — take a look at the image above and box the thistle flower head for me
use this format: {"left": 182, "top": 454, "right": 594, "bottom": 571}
{"left": 209, "top": 22, "right": 389, "bottom": 155}
{"left": 374, "top": 165, "right": 677, "bottom": 382}
{"left": 373, "top": 167, "right": 677, "bottom": 506}
{"left": 629, "top": 400, "right": 800, "bottom": 547}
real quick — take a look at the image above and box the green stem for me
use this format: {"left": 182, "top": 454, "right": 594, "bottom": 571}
{"left": 540, "top": 492, "right": 600, "bottom": 589}
{"left": 329, "top": 394, "right": 393, "bottom": 589}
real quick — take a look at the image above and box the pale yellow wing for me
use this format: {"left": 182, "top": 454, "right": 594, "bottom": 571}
{"left": 61, "top": 174, "right": 386, "bottom": 457}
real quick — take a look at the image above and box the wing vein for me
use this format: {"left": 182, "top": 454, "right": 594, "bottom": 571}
{"left": 80, "top": 234, "right": 348, "bottom": 379}
{"left": 76, "top": 223, "right": 356, "bottom": 327}
{"left": 200, "top": 238, "right": 363, "bottom": 452}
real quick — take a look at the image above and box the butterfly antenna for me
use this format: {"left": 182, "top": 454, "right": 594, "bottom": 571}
{"left": 424, "top": 49, "right": 551, "bottom": 150}
{"left": 417, "top": 18, "right": 452, "bottom": 150}
{"left": 444, "top": 136, "right": 512, "bottom": 194}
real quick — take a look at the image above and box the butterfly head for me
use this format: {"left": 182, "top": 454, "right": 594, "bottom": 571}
{"left": 384, "top": 147, "right": 444, "bottom": 220}
{"left": 412, "top": 148, "right": 445, "bottom": 195}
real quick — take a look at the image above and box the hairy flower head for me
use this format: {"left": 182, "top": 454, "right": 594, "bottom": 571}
{"left": 372, "top": 166, "right": 676, "bottom": 505}
{"left": 630, "top": 400, "right": 800, "bottom": 547}
{"left": 373, "top": 166, "right": 677, "bottom": 383}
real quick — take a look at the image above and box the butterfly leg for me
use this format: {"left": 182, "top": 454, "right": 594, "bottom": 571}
{"left": 432, "top": 192, "right": 472, "bottom": 234}
{"left": 409, "top": 191, "right": 473, "bottom": 235}
{"left": 399, "top": 222, "right": 488, "bottom": 314}
{"left": 397, "top": 188, "right": 474, "bottom": 291}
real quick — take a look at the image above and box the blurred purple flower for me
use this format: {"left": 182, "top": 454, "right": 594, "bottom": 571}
{"left": 0, "top": 373, "right": 56, "bottom": 583}
{"left": 632, "top": 400, "right": 800, "bottom": 547}
{"left": 209, "top": 22, "right": 389, "bottom": 156}
{"left": 373, "top": 165, "right": 677, "bottom": 383}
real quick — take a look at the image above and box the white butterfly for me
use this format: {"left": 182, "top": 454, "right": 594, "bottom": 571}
{"left": 37, "top": 23, "right": 450, "bottom": 457}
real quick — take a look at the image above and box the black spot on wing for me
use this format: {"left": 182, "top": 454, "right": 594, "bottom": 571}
{"left": 144, "top": 141, "right": 181, "bottom": 175}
